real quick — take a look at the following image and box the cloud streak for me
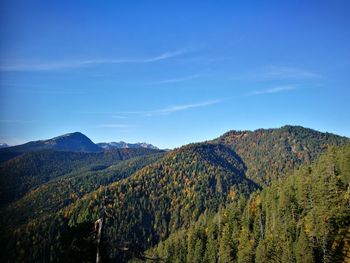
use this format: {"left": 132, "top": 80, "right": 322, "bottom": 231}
{"left": 82, "top": 99, "right": 222, "bottom": 117}
{"left": 235, "top": 65, "right": 322, "bottom": 81}
{"left": 148, "top": 100, "right": 221, "bottom": 115}
{"left": 260, "top": 66, "right": 322, "bottom": 79}
{"left": 146, "top": 74, "right": 202, "bottom": 85}
{"left": 115, "top": 100, "right": 222, "bottom": 117}
{"left": 0, "top": 49, "right": 187, "bottom": 72}
{"left": 250, "top": 86, "right": 297, "bottom": 95}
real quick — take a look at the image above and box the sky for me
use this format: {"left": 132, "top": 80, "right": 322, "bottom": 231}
{"left": 0, "top": 0, "right": 349, "bottom": 149}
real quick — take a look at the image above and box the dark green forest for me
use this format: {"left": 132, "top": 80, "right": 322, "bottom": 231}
{"left": 0, "top": 148, "right": 162, "bottom": 205}
{"left": 0, "top": 126, "right": 349, "bottom": 262}
{"left": 141, "top": 144, "right": 350, "bottom": 263}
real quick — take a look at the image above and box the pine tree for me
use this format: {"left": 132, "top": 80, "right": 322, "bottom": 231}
{"left": 204, "top": 222, "right": 219, "bottom": 263}
{"left": 237, "top": 227, "right": 255, "bottom": 263}
{"left": 295, "top": 229, "right": 314, "bottom": 263}
{"left": 218, "top": 223, "right": 233, "bottom": 263}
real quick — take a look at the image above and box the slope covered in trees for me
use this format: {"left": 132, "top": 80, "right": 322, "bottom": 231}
{"left": 144, "top": 143, "right": 350, "bottom": 263}
{"left": 214, "top": 125, "right": 349, "bottom": 185}
{"left": 1, "top": 126, "right": 349, "bottom": 262}
{"left": 3, "top": 143, "right": 257, "bottom": 262}
{"left": 0, "top": 148, "right": 162, "bottom": 205}
{"left": 1, "top": 153, "right": 164, "bottom": 232}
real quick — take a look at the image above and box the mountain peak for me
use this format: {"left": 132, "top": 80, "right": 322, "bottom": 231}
{"left": 41, "top": 132, "right": 100, "bottom": 152}
{"left": 51, "top": 131, "right": 86, "bottom": 139}
{"left": 0, "top": 132, "right": 102, "bottom": 162}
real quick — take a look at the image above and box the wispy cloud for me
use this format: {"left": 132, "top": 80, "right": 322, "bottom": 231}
{"left": 146, "top": 74, "right": 202, "bottom": 85}
{"left": 148, "top": 100, "right": 221, "bottom": 115}
{"left": 235, "top": 65, "right": 322, "bottom": 81}
{"left": 250, "top": 86, "right": 297, "bottom": 95}
{"left": 0, "top": 119, "right": 35, "bottom": 124}
{"left": 116, "top": 100, "right": 222, "bottom": 117}
{"left": 260, "top": 66, "right": 322, "bottom": 79}
{"left": 0, "top": 49, "right": 187, "bottom": 72}
{"left": 82, "top": 99, "right": 222, "bottom": 117}
{"left": 97, "top": 124, "right": 136, "bottom": 128}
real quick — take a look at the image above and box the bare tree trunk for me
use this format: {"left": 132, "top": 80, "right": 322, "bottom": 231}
{"left": 95, "top": 218, "right": 103, "bottom": 263}
{"left": 95, "top": 187, "right": 109, "bottom": 263}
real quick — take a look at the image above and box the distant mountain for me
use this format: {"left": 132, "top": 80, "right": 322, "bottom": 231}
{"left": 0, "top": 132, "right": 102, "bottom": 162}
{"left": 97, "top": 141, "right": 159, "bottom": 150}
{"left": 0, "top": 133, "right": 160, "bottom": 163}
{"left": 0, "top": 143, "right": 8, "bottom": 149}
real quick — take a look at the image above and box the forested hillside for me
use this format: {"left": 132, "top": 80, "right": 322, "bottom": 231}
{"left": 1, "top": 153, "right": 164, "bottom": 231}
{"left": 215, "top": 125, "right": 348, "bottom": 185}
{"left": 0, "top": 148, "right": 162, "bottom": 205}
{"left": 0, "top": 126, "right": 349, "bottom": 262}
{"left": 3, "top": 143, "right": 257, "bottom": 262}
{"left": 143, "top": 143, "right": 350, "bottom": 263}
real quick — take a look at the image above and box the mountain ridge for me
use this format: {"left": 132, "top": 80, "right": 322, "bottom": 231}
{"left": 0, "top": 132, "right": 102, "bottom": 162}
{"left": 213, "top": 125, "right": 349, "bottom": 184}
{"left": 0, "top": 132, "right": 161, "bottom": 162}
{"left": 97, "top": 141, "right": 158, "bottom": 150}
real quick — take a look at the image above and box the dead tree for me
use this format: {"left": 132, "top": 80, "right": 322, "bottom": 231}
{"left": 95, "top": 187, "right": 111, "bottom": 263}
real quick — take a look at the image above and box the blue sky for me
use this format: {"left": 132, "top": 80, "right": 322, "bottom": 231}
{"left": 0, "top": 0, "right": 349, "bottom": 149}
